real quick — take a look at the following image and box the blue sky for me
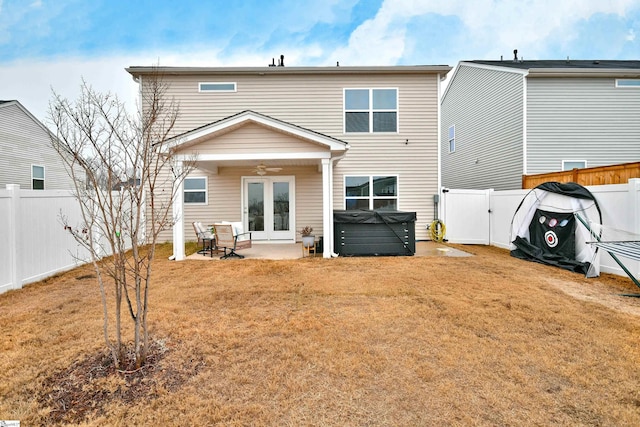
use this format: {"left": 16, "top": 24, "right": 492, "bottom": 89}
{"left": 1, "top": 0, "right": 638, "bottom": 121}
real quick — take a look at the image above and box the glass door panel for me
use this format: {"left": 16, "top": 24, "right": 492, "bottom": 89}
{"left": 243, "top": 177, "right": 295, "bottom": 241}
{"left": 247, "top": 181, "right": 265, "bottom": 234}
{"left": 273, "top": 181, "right": 290, "bottom": 232}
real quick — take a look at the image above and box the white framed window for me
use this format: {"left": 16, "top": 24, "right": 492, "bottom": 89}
{"left": 344, "top": 88, "right": 398, "bottom": 133}
{"left": 448, "top": 125, "right": 456, "bottom": 153}
{"left": 615, "top": 79, "right": 640, "bottom": 88}
{"left": 562, "top": 160, "right": 586, "bottom": 171}
{"left": 184, "top": 177, "right": 207, "bottom": 204}
{"left": 345, "top": 175, "right": 398, "bottom": 210}
{"left": 32, "top": 165, "right": 45, "bottom": 190}
{"left": 199, "top": 82, "right": 237, "bottom": 92}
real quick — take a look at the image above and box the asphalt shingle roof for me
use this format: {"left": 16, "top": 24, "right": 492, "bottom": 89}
{"left": 467, "top": 60, "right": 640, "bottom": 70}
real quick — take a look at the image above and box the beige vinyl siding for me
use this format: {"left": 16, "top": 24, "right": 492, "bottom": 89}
{"left": 152, "top": 69, "right": 443, "bottom": 242}
{"left": 161, "top": 74, "right": 344, "bottom": 136}
{"left": 179, "top": 166, "right": 323, "bottom": 243}
{"left": 190, "top": 122, "right": 328, "bottom": 154}
{"left": 332, "top": 74, "right": 441, "bottom": 240}
{"left": 527, "top": 77, "right": 640, "bottom": 174}
{"left": 0, "top": 103, "right": 77, "bottom": 190}
{"left": 441, "top": 65, "right": 524, "bottom": 191}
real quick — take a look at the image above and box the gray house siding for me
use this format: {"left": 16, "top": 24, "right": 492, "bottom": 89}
{"left": 441, "top": 65, "right": 524, "bottom": 190}
{"left": 526, "top": 77, "right": 640, "bottom": 174}
{"left": 0, "top": 102, "right": 75, "bottom": 190}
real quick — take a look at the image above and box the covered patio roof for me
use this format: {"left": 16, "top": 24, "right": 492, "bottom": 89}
{"left": 162, "top": 109, "right": 350, "bottom": 155}
{"left": 168, "top": 110, "right": 350, "bottom": 261}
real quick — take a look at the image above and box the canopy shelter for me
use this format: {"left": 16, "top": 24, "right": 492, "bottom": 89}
{"left": 510, "top": 182, "right": 602, "bottom": 277}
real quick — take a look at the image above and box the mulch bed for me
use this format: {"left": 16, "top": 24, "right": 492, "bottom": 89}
{"left": 37, "top": 338, "right": 204, "bottom": 425}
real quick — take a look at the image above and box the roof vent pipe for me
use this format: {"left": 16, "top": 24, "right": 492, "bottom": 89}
{"left": 268, "top": 58, "right": 276, "bottom": 67}
{"left": 278, "top": 54, "right": 285, "bottom": 67}
{"left": 513, "top": 49, "right": 518, "bottom": 62}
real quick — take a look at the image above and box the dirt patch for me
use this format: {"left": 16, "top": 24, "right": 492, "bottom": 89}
{"left": 37, "top": 339, "right": 205, "bottom": 425}
{"left": 546, "top": 276, "right": 640, "bottom": 317}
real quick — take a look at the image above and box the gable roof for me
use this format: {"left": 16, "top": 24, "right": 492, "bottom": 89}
{"left": 162, "top": 109, "right": 350, "bottom": 153}
{"left": 460, "top": 59, "right": 640, "bottom": 78}
{"left": 468, "top": 60, "right": 640, "bottom": 70}
{"left": 442, "top": 59, "right": 640, "bottom": 101}
{"left": 0, "top": 100, "right": 54, "bottom": 137}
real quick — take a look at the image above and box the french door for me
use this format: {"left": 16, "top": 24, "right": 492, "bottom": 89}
{"left": 243, "top": 176, "right": 295, "bottom": 241}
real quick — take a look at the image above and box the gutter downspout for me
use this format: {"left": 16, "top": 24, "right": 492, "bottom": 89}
{"left": 437, "top": 72, "right": 443, "bottom": 222}
{"left": 522, "top": 71, "right": 528, "bottom": 176}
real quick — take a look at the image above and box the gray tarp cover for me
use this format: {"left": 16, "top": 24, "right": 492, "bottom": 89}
{"left": 333, "top": 210, "right": 417, "bottom": 224}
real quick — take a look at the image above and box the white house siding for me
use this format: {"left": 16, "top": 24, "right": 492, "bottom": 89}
{"left": 0, "top": 102, "right": 75, "bottom": 190}
{"left": 526, "top": 77, "right": 640, "bottom": 174}
{"left": 441, "top": 65, "right": 524, "bottom": 191}
{"left": 152, "top": 70, "right": 444, "bottom": 242}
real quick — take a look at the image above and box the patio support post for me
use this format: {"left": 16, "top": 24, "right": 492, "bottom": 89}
{"left": 321, "top": 158, "right": 332, "bottom": 258}
{"left": 172, "top": 163, "right": 185, "bottom": 261}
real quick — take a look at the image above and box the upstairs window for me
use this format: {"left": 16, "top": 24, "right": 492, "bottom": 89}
{"left": 32, "top": 165, "right": 44, "bottom": 190}
{"left": 184, "top": 177, "right": 207, "bottom": 204}
{"left": 199, "top": 82, "right": 237, "bottom": 92}
{"left": 448, "top": 125, "right": 456, "bottom": 153}
{"left": 615, "top": 79, "right": 640, "bottom": 88}
{"left": 344, "top": 88, "right": 398, "bottom": 133}
{"left": 345, "top": 175, "right": 398, "bottom": 210}
{"left": 562, "top": 160, "right": 586, "bottom": 171}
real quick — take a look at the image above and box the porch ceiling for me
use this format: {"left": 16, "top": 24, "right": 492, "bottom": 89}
{"left": 194, "top": 158, "right": 324, "bottom": 175}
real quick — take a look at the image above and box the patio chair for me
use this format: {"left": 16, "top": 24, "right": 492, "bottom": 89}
{"left": 213, "top": 222, "right": 252, "bottom": 259}
{"left": 193, "top": 221, "right": 216, "bottom": 257}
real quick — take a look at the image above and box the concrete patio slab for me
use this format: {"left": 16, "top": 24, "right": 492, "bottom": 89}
{"left": 186, "top": 241, "right": 472, "bottom": 260}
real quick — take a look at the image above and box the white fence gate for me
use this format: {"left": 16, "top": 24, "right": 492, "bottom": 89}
{"left": 441, "top": 188, "right": 491, "bottom": 244}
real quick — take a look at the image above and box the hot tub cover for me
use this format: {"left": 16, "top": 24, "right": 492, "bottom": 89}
{"left": 333, "top": 210, "right": 417, "bottom": 224}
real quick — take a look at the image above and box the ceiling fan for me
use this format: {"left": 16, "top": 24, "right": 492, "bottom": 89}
{"left": 252, "top": 163, "right": 283, "bottom": 176}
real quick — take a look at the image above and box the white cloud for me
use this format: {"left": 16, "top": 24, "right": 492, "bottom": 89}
{"left": 627, "top": 28, "right": 636, "bottom": 41}
{"left": 0, "top": 56, "right": 140, "bottom": 123}
{"left": 329, "top": 0, "right": 639, "bottom": 64}
{"left": 0, "top": 43, "right": 334, "bottom": 123}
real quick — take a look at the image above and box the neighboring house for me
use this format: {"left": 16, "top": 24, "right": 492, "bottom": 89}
{"left": 126, "top": 63, "right": 452, "bottom": 259}
{"left": 0, "top": 100, "right": 76, "bottom": 190}
{"left": 441, "top": 58, "right": 640, "bottom": 190}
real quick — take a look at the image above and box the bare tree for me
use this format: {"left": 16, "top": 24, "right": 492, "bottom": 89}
{"left": 49, "top": 71, "right": 192, "bottom": 369}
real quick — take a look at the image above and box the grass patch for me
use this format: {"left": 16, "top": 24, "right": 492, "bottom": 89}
{"left": 2, "top": 245, "right": 640, "bottom": 425}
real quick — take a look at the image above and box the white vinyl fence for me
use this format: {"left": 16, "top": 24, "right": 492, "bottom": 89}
{"left": 0, "top": 184, "right": 90, "bottom": 294}
{"left": 441, "top": 179, "right": 640, "bottom": 280}
{"left": 0, "top": 184, "right": 139, "bottom": 295}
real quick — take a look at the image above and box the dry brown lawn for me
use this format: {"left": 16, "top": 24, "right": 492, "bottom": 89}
{"left": 2, "top": 243, "right": 640, "bottom": 426}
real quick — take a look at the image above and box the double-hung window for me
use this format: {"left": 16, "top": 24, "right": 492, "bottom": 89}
{"left": 184, "top": 177, "right": 207, "bottom": 204}
{"left": 448, "top": 125, "right": 455, "bottom": 153}
{"left": 345, "top": 176, "right": 398, "bottom": 210}
{"left": 562, "top": 160, "right": 586, "bottom": 171}
{"left": 32, "top": 165, "right": 45, "bottom": 190}
{"left": 344, "top": 88, "right": 398, "bottom": 133}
